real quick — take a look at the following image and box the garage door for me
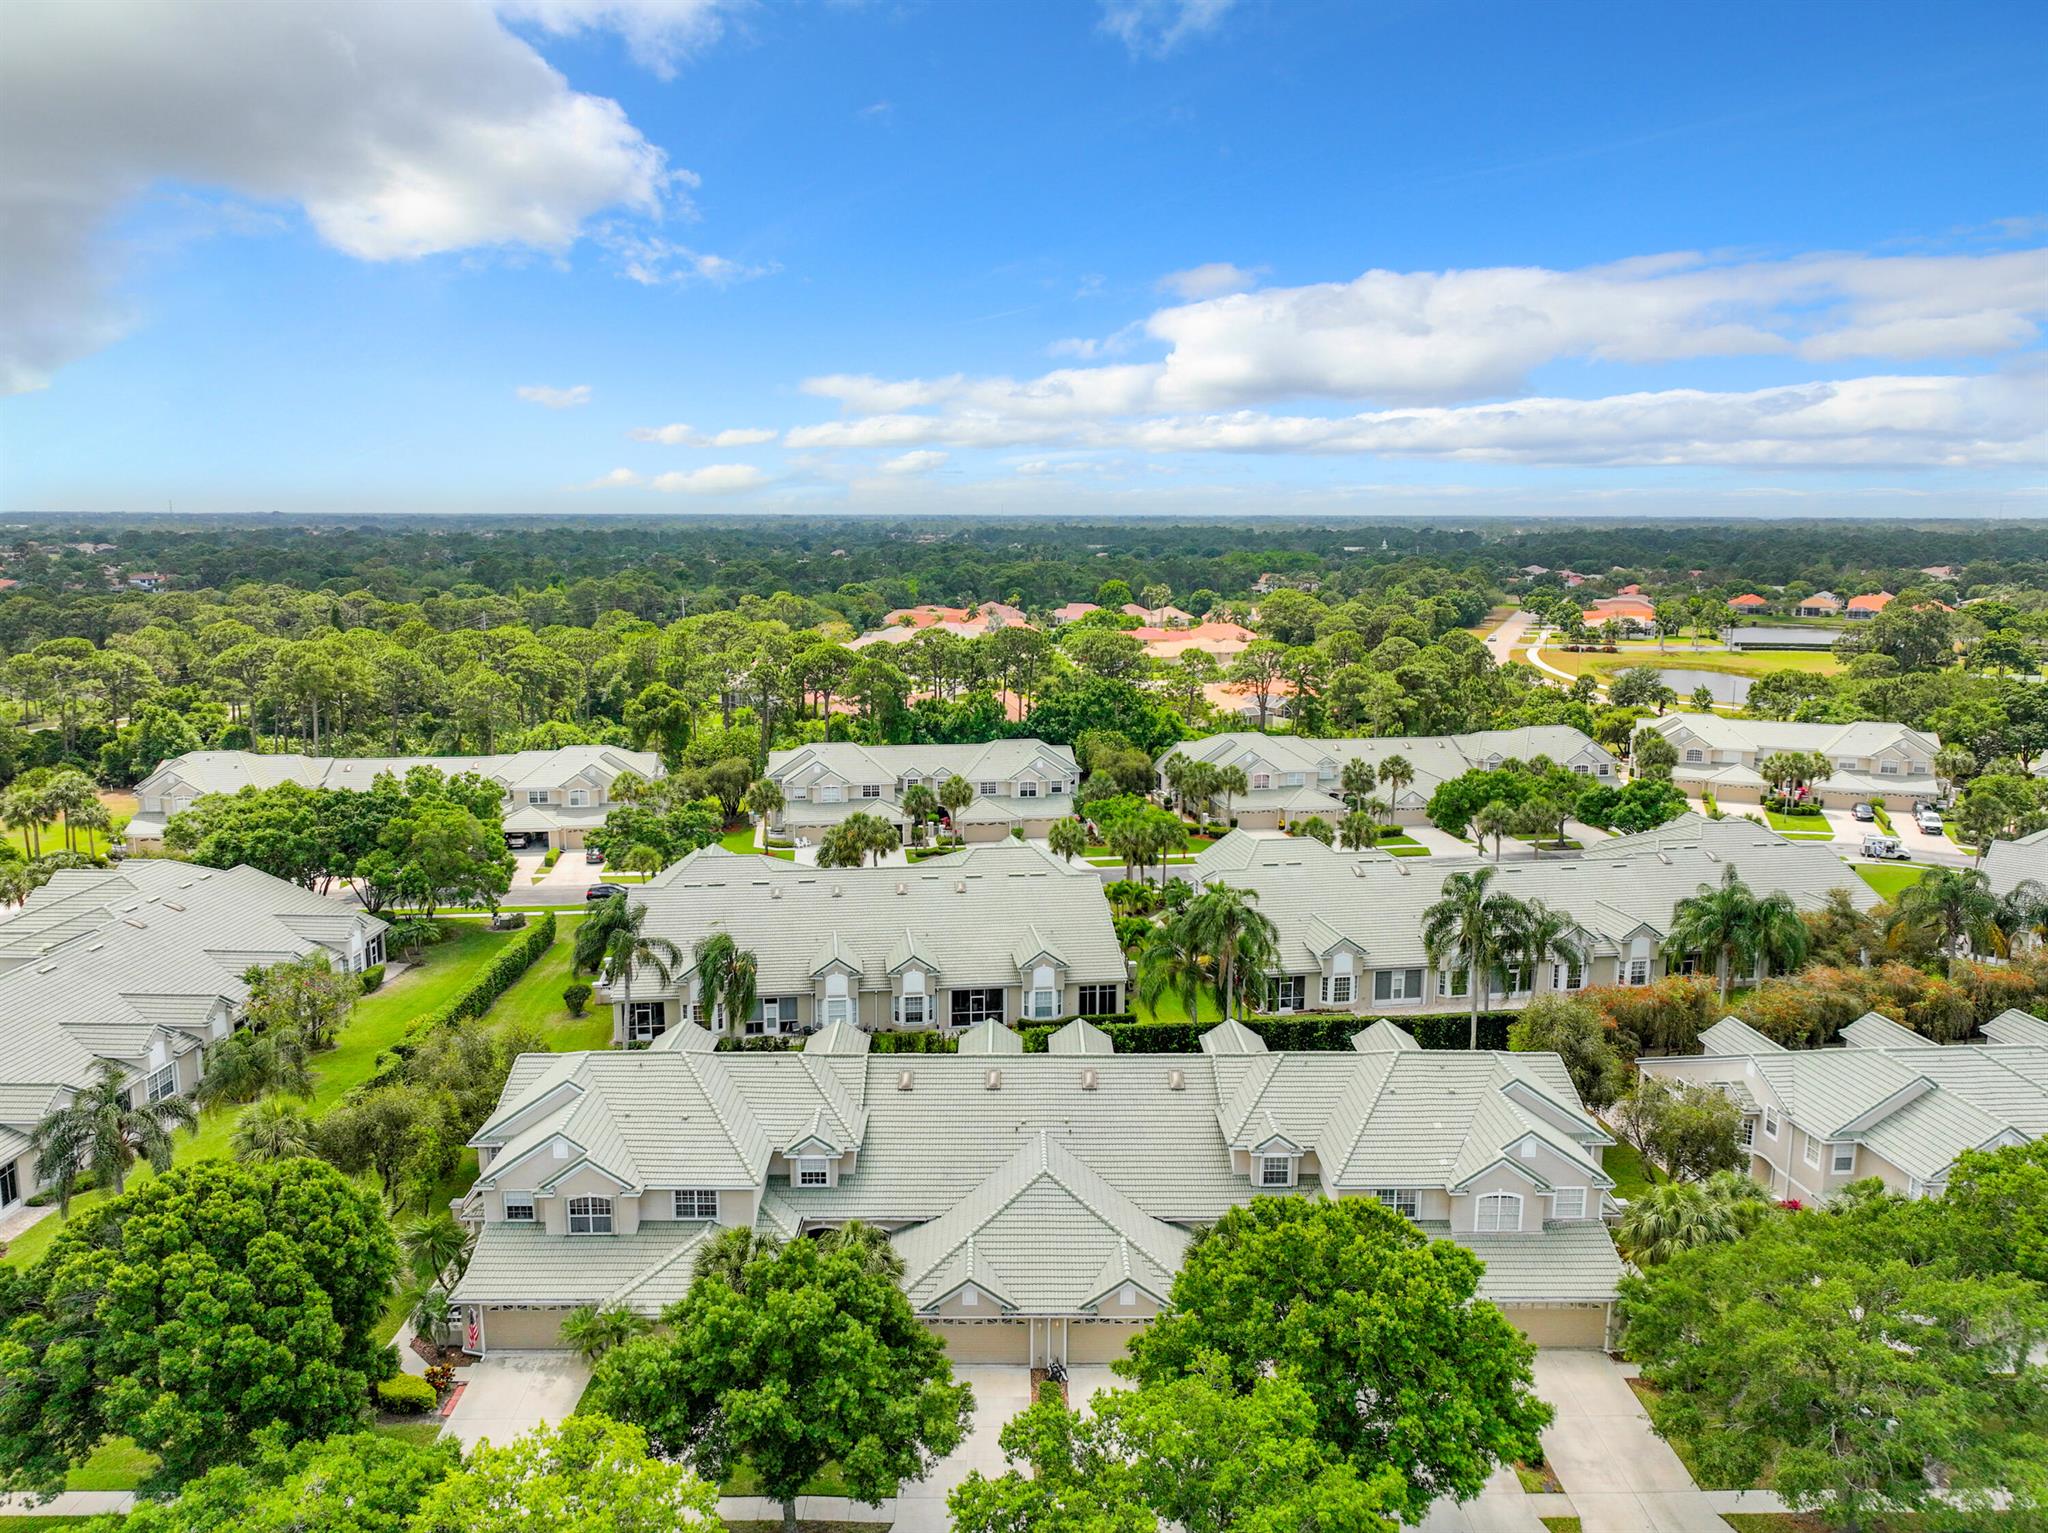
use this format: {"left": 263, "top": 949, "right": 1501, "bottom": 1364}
{"left": 931, "top": 1321, "right": 1030, "bottom": 1364}
{"left": 1066, "top": 1321, "right": 1144, "bottom": 1364}
{"left": 483, "top": 1307, "right": 572, "bottom": 1351}
{"left": 1500, "top": 1304, "right": 1609, "bottom": 1348}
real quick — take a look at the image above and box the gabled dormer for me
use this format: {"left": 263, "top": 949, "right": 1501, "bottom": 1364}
{"left": 1013, "top": 929, "right": 1069, "bottom": 1022}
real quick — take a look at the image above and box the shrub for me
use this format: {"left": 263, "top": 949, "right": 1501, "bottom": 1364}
{"left": 563, "top": 981, "right": 592, "bottom": 1017}
{"left": 377, "top": 1374, "right": 440, "bottom": 1415}
{"left": 542, "top": 848, "right": 560, "bottom": 868}
{"left": 374, "top": 913, "right": 558, "bottom": 1076}
{"left": 423, "top": 1362, "right": 456, "bottom": 1395}
{"left": 358, "top": 964, "right": 386, "bottom": 994}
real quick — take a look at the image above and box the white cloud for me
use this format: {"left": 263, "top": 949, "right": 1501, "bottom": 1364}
{"left": 1156, "top": 261, "right": 1261, "bottom": 300}
{"left": 878, "top": 450, "right": 948, "bottom": 475}
{"left": 1099, "top": 0, "right": 1236, "bottom": 56}
{"left": 598, "top": 228, "right": 777, "bottom": 286}
{"left": 651, "top": 463, "right": 769, "bottom": 493}
{"left": 629, "top": 422, "right": 778, "bottom": 445}
{"left": 494, "top": 0, "right": 738, "bottom": 80}
{"left": 580, "top": 466, "right": 644, "bottom": 488}
{"left": 0, "top": 0, "right": 682, "bottom": 393}
{"left": 517, "top": 383, "right": 593, "bottom": 408}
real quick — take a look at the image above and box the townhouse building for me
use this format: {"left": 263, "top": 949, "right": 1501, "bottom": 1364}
{"left": 449, "top": 1015, "right": 1625, "bottom": 1357}
{"left": 1156, "top": 726, "right": 1621, "bottom": 828}
{"left": 1636, "top": 1010, "right": 2048, "bottom": 1202}
{"left": 1983, "top": 826, "right": 2048, "bottom": 902}
{"left": 1190, "top": 816, "right": 1875, "bottom": 1017}
{"left": 124, "top": 746, "right": 662, "bottom": 853}
{"left": 596, "top": 841, "right": 1128, "bottom": 1042}
{"left": 0, "top": 862, "right": 386, "bottom": 1214}
{"left": 763, "top": 739, "right": 1080, "bottom": 846}
{"left": 1642, "top": 715, "right": 1941, "bottom": 807}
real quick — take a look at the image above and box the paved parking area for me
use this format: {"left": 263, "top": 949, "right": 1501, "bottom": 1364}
{"left": 1532, "top": 1351, "right": 1727, "bottom": 1533}
{"left": 889, "top": 1365, "right": 1036, "bottom": 1532}
{"left": 441, "top": 1351, "right": 591, "bottom": 1450}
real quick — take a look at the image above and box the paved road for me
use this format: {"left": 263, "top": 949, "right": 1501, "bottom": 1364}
{"left": 1484, "top": 608, "right": 1534, "bottom": 667}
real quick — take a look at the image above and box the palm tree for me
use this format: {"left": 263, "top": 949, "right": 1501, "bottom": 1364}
{"left": 1993, "top": 879, "right": 2048, "bottom": 954}
{"left": 1338, "top": 758, "right": 1377, "bottom": 812}
{"left": 1135, "top": 920, "right": 1213, "bottom": 1023}
{"left": 1513, "top": 899, "right": 1584, "bottom": 1002}
{"left": 0, "top": 786, "right": 44, "bottom": 859}
{"left": 818, "top": 1219, "right": 905, "bottom": 1280}
{"left": 230, "top": 1096, "right": 319, "bottom": 1162}
{"left": 399, "top": 1208, "right": 474, "bottom": 1284}
{"left": 1337, "top": 810, "right": 1380, "bottom": 852}
{"left": 693, "top": 930, "right": 760, "bottom": 1038}
{"left": 937, "top": 773, "right": 974, "bottom": 829}
{"left": 560, "top": 1303, "right": 651, "bottom": 1363}
{"left": 1473, "top": 799, "right": 1514, "bottom": 861}
{"left": 1178, "top": 761, "right": 1220, "bottom": 823}
{"left": 1047, "top": 817, "right": 1089, "bottom": 863}
{"left": 31, "top": 1060, "right": 198, "bottom": 1213}
{"left": 1421, "top": 867, "right": 1530, "bottom": 1048}
{"left": 1617, "top": 1182, "right": 1739, "bottom": 1266}
{"left": 1663, "top": 865, "right": 1807, "bottom": 1000}
{"left": 622, "top": 841, "right": 666, "bottom": 879}
{"left": 693, "top": 1224, "right": 783, "bottom": 1288}
{"left": 1932, "top": 745, "right": 1975, "bottom": 803}
{"left": 740, "top": 776, "right": 785, "bottom": 832}
{"left": 1177, "top": 883, "right": 1278, "bottom": 1022}
{"left": 44, "top": 771, "right": 98, "bottom": 855}
{"left": 1213, "top": 764, "right": 1249, "bottom": 826}
{"left": 1702, "top": 1169, "right": 1775, "bottom": 1235}
{"left": 1890, "top": 866, "right": 2001, "bottom": 974}
{"left": 1378, "top": 754, "right": 1414, "bottom": 810}
{"left": 593, "top": 898, "right": 685, "bottom": 1022}
{"left": 900, "top": 783, "right": 940, "bottom": 847}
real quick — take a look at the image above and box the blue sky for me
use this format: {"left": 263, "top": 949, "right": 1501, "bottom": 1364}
{"left": 3, "top": 0, "right": 2044, "bottom": 517}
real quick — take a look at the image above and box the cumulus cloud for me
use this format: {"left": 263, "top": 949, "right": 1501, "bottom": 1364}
{"left": 1156, "top": 261, "right": 1261, "bottom": 300}
{"left": 494, "top": 0, "right": 738, "bottom": 80}
{"left": 1, "top": 0, "right": 680, "bottom": 393}
{"left": 584, "top": 463, "right": 768, "bottom": 492}
{"left": 518, "top": 383, "right": 593, "bottom": 408}
{"left": 1099, "top": 0, "right": 1236, "bottom": 55}
{"left": 629, "top": 422, "right": 778, "bottom": 445}
{"left": 878, "top": 450, "right": 948, "bottom": 475}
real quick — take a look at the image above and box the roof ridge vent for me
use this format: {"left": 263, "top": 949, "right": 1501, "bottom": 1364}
{"left": 896, "top": 882, "right": 908, "bottom": 895}
{"left": 771, "top": 886, "right": 783, "bottom": 899}
{"left": 832, "top": 885, "right": 844, "bottom": 897}
{"left": 955, "top": 881, "right": 967, "bottom": 894}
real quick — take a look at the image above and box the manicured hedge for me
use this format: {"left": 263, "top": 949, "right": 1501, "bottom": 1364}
{"left": 377, "top": 911, "right": 557, "bottom": 1071}
{"left": 376, "top": 1374, "right": 439, "bottom": 1415}
{"left": 358, "top": 964, "right": 386, "bottom": 994}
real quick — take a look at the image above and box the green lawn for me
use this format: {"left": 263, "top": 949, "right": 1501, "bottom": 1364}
{"left": 721, "top": 1460, "right": 850, "bottom": 1498}
{"left": 483, "top": 913, "right": 615, "bottom": 1052}
{"left": 369, "top": 1417, "right": 447, "bottom": 1448}
{"left": 1854, "top": 862, "right": 1930, "bottom": 901}
{"left": 1131, "top": 989, "right": 1223, "bottom": 1025}
{"left": 719, "top": 823, "right": 794, "bottom": 860}
{"left": 1600, "top": 1132, "right": 1662, "bottom": 1200}
{"left": 1762, "top": 810, "right": 1834, "bottom": 839}
{"left": 1539, "top": 1520, "right": 1584, "bottom": 1533}
{"left": 2, "top": 923, "right": 517, "bottom": 1271}
{"left": 64, "top": 1435, "right": 155, "bottom": 1492}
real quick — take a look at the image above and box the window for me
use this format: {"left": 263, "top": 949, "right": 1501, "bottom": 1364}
{"left": 895, "top": 993, "right": 929, "bottom": 1027}
{"left": 1281, "top": 772, "right": 1304, "bottom": 787}
{"left": 747, "top": 996, "right": 794, "bottom": 1036}
{"left": 1552, "top": 959, "right": 1584, "bottom": 991}
{"left": 0, "top": 1163, "right": 19, "bottom": 1207}
{"left": 1374, "top": 1188, "right": 1418, "bottom": 1218}
{"left": 503, "top": 1197, "right": 534, "bottom": 1222}
{"left": 1474, "top": 1193, "right": 1522, "bottom": 1233}
{"left": 145, "top": 1063, "right": 178, "bottom": 1103}
{"left": 568, "top": 1196, "right": 613, "bottom": 1235}
{"left": 1027, "top": 988, "right": 1059, "bottom": 1020}
{"left": 1322, "top": 974, "right": 1353, "bottom": 1006}
{"left": 1596, "top": 762, "right": 1612, "bottom": 777}
{"left": 1498, "top": 963, "right": 1532, "bottom": 996}
{"left": 797, "top": 1158, "right": 829, "bottom": 1188}
{"left": 1740, "top": 1116, "right": 1756, "bottom": 1147}
{"left": 1438, "top": 968, "right": 1470, "bottom": 998}
{"left": 1880, "top": 760, "right": 1899, "bottom": 776}
{"left": 526, "top": 789, "right": 550, "bottom": 805}
{"left": 1373, "top": 967, "right": 1424, "bottom": 1002}
{"left": 1553, "top": 1187, "right": 1587, "bottom": 1220}
{"left": 818, "top": 784, "right": 843, "bottom": 804}
{"left": 861, "top": 783, "right": 882, "bottom": 799}
{"left": 1763, "top": 1106, "right": 1780, "bottom": 1139}
{"left": 1625, "top": 957, "right": 1651, "bottom": 986}
{"left": 1252, "top": 773, "right": 1271, "bottom": 789}
{"left": 1832, "top": 1144, "right": 1855, "bottom": 1174}
{"left": 568, "top": 789, "right": 589, "bottom": 807}
{"left": 626, "top": 1001, "right": 664, "bottom": 1042}
{"left": 1803, "top": 1135, "right": 1821, "bottom": 1168}
{"left": 1270, "top": 975, "right": 1307, "bottom": 1012}
{"left": 951, "top": 988, "right": 1004, "bottom": 1027}
{"left": 1684, "top": 748, "right": 1705, "bottom": 764}
{"left": 674, "top": 1189, "right": 719, "bottom": 1219}
{"left": 1047, "top": 780, "right": 1065, "bottom": 795}
{"left": 978, "top": 781, "right": 1000, "bottom": 796}
{"left": 1018, "top": 780, "right": 1038, "bottom": 798}
{"left": 1077, "top": 983, "right": 1119, "bottom": 1014}
{"left": 1259, "top": 1155, "right": 1293, "bottom": 1187}
{"left": 825, "top": 995, "right": 852, "bottom": 1026}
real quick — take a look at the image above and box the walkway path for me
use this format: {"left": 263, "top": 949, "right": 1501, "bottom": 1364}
{"left": 0, "top": 1490, "right": 137, "bottom": 1517}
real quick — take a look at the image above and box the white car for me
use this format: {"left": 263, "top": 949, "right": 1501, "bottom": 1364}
{"left": 1916, "top": 811, "right": 1944, "bottom": 834}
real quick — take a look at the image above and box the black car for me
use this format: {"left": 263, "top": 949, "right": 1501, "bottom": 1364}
{"left": 1851, "top": 803, "right": 1875, "bottom": 822}
{"left": 586, "top": 882, "right": 628, "bottom": 902}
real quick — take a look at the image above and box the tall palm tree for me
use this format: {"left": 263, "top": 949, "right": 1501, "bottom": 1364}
{"left": 31, "top": 1061, "right": 198, "bottom": 1213}
{"left": 1421, "top": 867, "right": 1530, "bottom": 1048}
{"left": 900, "top": 783, "right": 940, "bottom": 847}
{"left": 1890, "top": 866, "right": 2001, "bottom": 974}
{"left": 1513, "top": 899, "right": 1584, "bottom": 1002}
{"left": 937, "top": 773, "right": 974, "bottom": 827}
{"left": 1213, "top": 764, "right": 1249, "bottom": 826}
{"left": 44, "top": 771, "right": 98, "bottom": 855}
{"left": 230, "top": 1096, "right": 319, "bottom": 1162}
{"left": 1337, "top": 810, "right": 1380, "bottom": 852}
{"left": 0, "top": 786, "right": 43, "bottom": 859}
{"left": 1663, "top": 865, "right": 1805, "bottom": 1000}
{"left": 1135, "top": 919, "right": 1214, "bottom": 1023}
{"left": 1993, "top": 878, "right": 2048, "bottom": 954}
{"left": 1047, "top": 817, "right": 1089, "bottom": 863}
{"left": 693, "top": 929, "right": 760, "bottom": 1038}
{"left": 1473, "top": 800, "right": 1514, "bottom": 861}
{"left": 1378, "top": 754, "right": 1414, "bottom": 811}
{"left": 594, "top": 899, "right": 685, "bottom": 1025}
{"left": 693, "top": 1224, "right": 783, "bottom": 1288}
{"left": 740, "top": 776, "right": 785, "bottom": 831}
{"left": 1338, "top": 757, "right": 1377, "bottom": 812}
{"left": 1177, "top": 883, "right": 1278, "bottom": 1022}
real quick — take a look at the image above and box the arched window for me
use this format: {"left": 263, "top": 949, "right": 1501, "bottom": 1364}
{"left": 1474, "top": 1193, "right": 1522, "bottom": 1233}
{"left": 568, "top": 1196, "right": 613, "bottom": 1234}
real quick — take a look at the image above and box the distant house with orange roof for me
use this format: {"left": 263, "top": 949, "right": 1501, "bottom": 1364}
{"left": 1797, "top": 592, "right": 1844, "bottom": 617}
{"left": 1203, "top": 678, "right": 1296, "bottom": 725}
{"left": 885, "top": 605, "right": 970, "bottom": 628}
{"left": 1580, "top": 596, "right": 1656, "bottom": 632}
{"left": 1616, "top": 584, "right": 1643, "bottom": 596}
{"left": 1845, "top": 592, "right": 1894, "bottom": 620}
{"left": 1139, "top": 621, "right": 1257, "bottom": 663}
{"left": 1728, "top": 593, "right": 1769, "bottom": 612}
{"left": 1123, "top": 603, "right": 1194, "bottom": 627}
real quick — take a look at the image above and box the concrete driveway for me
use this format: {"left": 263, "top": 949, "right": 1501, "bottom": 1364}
{"left": 442, "top": 1351, "right": 591, "bottom": 1451}
{"left": 1533, "top": 1351, "right": 1725, "bottom": 1533}
{"left": 890, "top": 1365, "right": 1036, "bottom": 1532}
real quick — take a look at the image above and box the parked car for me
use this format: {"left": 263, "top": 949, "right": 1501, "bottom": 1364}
{"left": 586, "top": 882, "right": 627, "bottom": 902}
{"left": 1861, "top": 835, "right": 1910, "bottom": 861}
{"left": 585, "top": 845, "right": 605, "bottom": 864}
{"left": 1916, "top": 809, "right": 1944, "bottom": 833}
{"left": 1851, "top": 802, "right": 1875, "bottom": 822}
{"left": 504, "top": 832, "right": 534, "bottom": 849}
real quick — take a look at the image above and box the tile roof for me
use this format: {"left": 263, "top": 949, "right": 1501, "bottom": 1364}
{"left": 453, "top": 1221, "right": 719, "bottom": 1310}
{"left": 140, "top": 746, "right": 660, "bottom": 799}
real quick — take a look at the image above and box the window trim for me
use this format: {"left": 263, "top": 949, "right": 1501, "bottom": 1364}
{"left": 626, "top": 1000, "right": 664, "bottom": 1042}
{"left": 673, "top": 1189, "right": 719, "bottom": 1220}
{"left": 1830, "top": 1143, "right": 1855, "bottom": 1174}
{"left": 568, "top": 1196, "right": 614, "bottom": 1235}
{"left": 1373, "top": 1188, "right": 1419, "bottom": 1218}
{"left": 1763, "top": 1106, "right": 1780, "bottom": 1139}
{"left": 503, "top": 1197, "right": 535, "bottom": 1222}
{"left": 1258, "top": 1154, "right": 1294, "bottom": 1188}
{"left": 797, "top": 1157, "right": 830, "bottom": 1188}
{"left": 1803, "top": 1135, "right": 1821, "bottom": 1168}
{"left": 1553, "top": 1187, "right": 1587, "bottom": 1220}
{"left": 144, "top": 1063, "right": 178, "bottom": 1104}
{"left": 1474, "top": 1192, "right": 1522, "bottom": 1233}
{"left": 1076, "top": 983, "right": 1119, "bottom": 1015}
